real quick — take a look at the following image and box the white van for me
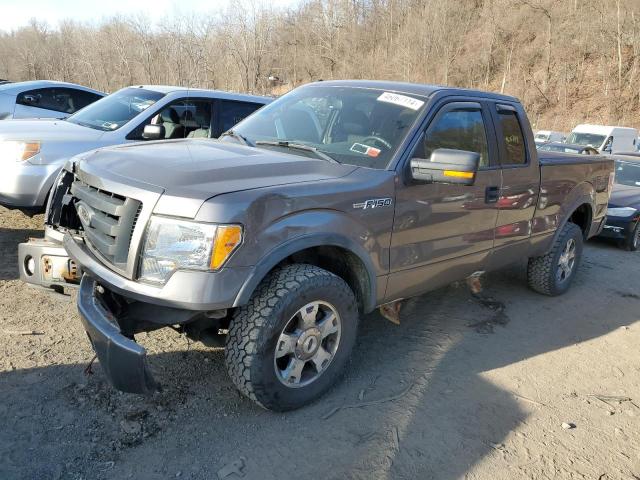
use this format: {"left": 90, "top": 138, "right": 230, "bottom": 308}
{"left": 534, "top": 130, "right": 566, "bottom": 144}
{"left": 566, "top": 124, "right": 638, "bottom": 154}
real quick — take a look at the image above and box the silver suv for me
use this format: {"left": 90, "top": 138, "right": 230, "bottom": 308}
{"left": 0, "top": 85, "right": 271, "bottom": 213}
{"left": 0, "top": 80, "right": 105, "bottom": 120}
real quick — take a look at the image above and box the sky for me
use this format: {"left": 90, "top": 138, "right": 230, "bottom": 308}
{"left": 0, "top": 0, "right": 300, "bottom": 32}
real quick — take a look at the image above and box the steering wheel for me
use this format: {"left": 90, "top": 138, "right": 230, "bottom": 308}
{"left": 361, "top": 136, "right": 392, "bottom": 150}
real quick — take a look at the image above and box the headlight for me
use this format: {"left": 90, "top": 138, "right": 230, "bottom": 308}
{"left": 138, "top": 216, "right": 242, "bottom": 284}
{"left": 0, "top": 140, "right": 40, "bottom": 162}
{"left": 606, "top": 206, "right": 637, "bottom": 217}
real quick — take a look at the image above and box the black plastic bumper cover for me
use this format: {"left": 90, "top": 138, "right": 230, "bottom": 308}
{"left": 78, "top": 274, "right": 158, "bottom": 394}
{"left": 599, "top": 217, "right": 633, "bottom": 240}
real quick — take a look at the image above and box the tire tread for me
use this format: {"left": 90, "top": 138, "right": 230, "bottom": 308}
{"left": 527, "top": 222, "right": 582, "bottom": 296}
{"left": 225, "top": 264, "right": 354, "bottom": 409}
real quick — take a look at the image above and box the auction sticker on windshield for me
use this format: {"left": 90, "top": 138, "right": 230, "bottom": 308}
{"left": 377, "top": 92, "right": 424, "bottom": 111}
{"left": 350, "top": 143, "right": 381, "bottom": 157}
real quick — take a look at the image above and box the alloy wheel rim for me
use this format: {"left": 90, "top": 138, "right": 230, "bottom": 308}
{"left": 556, "top": 238, "right": 576, "bottom": 283}
{"left": 274, "top": 301, "right": 341, "bottom": 388}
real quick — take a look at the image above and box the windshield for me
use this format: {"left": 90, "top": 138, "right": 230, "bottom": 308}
{"left": 225, "top": 85, "right": 427, "bottom": 168}
{"left": 66, "top": 87, "right": 165, "bottom": 131}
{"left": 566, "top": 132, "right": 606, "bottom": 148}
{"left": 614, "top": 160, "right": 640, "bottom": 186}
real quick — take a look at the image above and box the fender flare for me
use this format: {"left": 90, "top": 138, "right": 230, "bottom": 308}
{"left": 233, "top": 233, "right": 378, "bottom": 313}
{"left": 546, "top": 193, "right": 594, "bottom": 252}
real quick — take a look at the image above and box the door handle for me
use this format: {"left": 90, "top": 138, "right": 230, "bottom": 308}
{"left": 485, "top": 186, "right": 500, "bottom": 203}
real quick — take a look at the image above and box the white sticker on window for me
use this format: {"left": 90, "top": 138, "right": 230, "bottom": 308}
{"left": 377, "top": 92, "right": 424, "bottom": 111}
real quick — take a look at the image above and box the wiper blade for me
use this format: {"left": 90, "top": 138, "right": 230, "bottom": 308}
{"left": 255, "top": 141, "right": 339, "bottom": 163}
{"left": 219, "top": 130, "right": 254, "bottom": 147}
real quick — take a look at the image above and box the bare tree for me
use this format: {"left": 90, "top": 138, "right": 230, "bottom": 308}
{"left": 0, "top": 0, "right": 638, "bottom": 129}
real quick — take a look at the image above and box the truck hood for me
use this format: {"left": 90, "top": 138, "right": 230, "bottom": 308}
{"left": 610, "top": 184, "right": 640, "bottom": 209}
{"left": 78, "top": 139, "right": 358, "bottom": 217}
{"left": 0, "top": 119, "right": 104, "bottom": 142}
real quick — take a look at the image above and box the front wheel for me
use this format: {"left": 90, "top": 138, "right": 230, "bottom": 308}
{"left": 224, "top": 264, "right": 359, "bottom": 411}
{"left": 527, "top": 222, "right": 584, "bottom": 296}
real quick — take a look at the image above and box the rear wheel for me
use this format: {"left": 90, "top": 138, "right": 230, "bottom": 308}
{"left": 527, "top": 222, "right": 583, "bottom": 296}
{"left": 224, "top": 264, "right": 359, "bottom": 411}
{"left": 624, "top": 222, "right": 640, "bottom": 251}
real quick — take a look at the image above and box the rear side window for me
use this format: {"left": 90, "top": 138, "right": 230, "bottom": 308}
{"left": 416, "top": 107, "right": 490, "bottom": 167}
{"left": 17, "top": 88, "right": 59, "bottom": 111}
{"left": 496, "top": 109, "right": 527, "bottom": 165}
{"left": 16, "top": 87, "right": 102, "bottom": 114}
{"left": 219, "top": 100, "right": 263, "bottom": 134}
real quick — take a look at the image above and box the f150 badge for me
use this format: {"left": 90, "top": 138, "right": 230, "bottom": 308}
{"left": 353, "top": 198, "right": 393, "bottom": 210}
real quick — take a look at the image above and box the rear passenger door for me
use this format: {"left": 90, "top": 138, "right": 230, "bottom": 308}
{"left": 489, "top": 104, "right": 539, "bottom": 250}
{"left": 214, "top": 99, "right": 264, "bottom": 138}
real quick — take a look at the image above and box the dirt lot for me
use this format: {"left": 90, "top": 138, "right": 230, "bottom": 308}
{"left": 1, "top": 205, "right": 639, "bottom": 480}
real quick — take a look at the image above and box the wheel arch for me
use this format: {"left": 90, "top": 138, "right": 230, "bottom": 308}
{"left": 543, "top": 182, "right": 595, "bottom": 254}
{"left": 544, "top": 200, "right": 592, "bottom": 254}
{"left": 568, "top": 202, "right": 593, "bottom": 239}
{"left": 233, "top": 234, "right": 378, "bottom": 314}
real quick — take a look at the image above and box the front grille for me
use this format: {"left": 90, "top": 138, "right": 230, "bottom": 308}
{"left": 70, "top": 179, "right": 142, "bottom": 270}
{"left": 47, "top": 169, "right": 81, "bottom": 231}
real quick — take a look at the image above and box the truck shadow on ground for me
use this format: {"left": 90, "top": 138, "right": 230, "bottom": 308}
{"left": 0, "top": 244, "right": 638, "bottom": 480}
{"left": 0, "top": 227, "right": 42, "bottom": 280}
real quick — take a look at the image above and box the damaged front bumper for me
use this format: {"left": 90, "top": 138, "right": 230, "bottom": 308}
{"left": 19, "top": 235, "right": 82, "bottom": 293}
{"left": 78, "top": 275, "right": 158, "bottom": 394}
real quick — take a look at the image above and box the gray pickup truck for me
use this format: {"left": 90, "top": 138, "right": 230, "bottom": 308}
{"left": 24, "top": 81, "right": 613, "bottom": 411}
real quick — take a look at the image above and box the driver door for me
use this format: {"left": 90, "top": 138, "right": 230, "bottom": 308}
{"left": 385, "top": 101, "right": 502, "bottom": 301}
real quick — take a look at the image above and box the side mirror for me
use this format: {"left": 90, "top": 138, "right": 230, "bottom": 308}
{"left": 142, "top": 124, "right": 165, "bottom": 140}
{"left": 410, "top": 148, "right": 480, "bottom": 186}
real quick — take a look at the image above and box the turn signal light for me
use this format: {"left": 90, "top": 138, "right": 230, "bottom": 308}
{"left": 443, "top": 170, "right": 474, "bottom": 179}
{"left": 211, "top": 225, "right": 243, "bottom": 270}
{"left": 21, "top": 142, "right": 41, "bottom": 161}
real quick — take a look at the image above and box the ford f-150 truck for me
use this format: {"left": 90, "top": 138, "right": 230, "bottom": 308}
{"left": 21, "top": 81, "right": 614, "bottom": 411}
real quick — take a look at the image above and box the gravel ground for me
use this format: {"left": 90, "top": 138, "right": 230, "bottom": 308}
{"left": 0, "top": 205, "right": 639, "bottom": 480}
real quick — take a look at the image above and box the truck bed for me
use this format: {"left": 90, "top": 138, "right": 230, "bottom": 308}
{"left": 538, "top": 150, "right": 612, "bottom": 167}
{"left": 535, "top": 151, "right": 613, "bottom": 240}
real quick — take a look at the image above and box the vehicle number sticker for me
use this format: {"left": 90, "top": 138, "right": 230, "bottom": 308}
{"left": 350, "top": 143, "right": 381, "bottom": 157}
{"left": 377, "top": 92, "right": 424, "bottom": 111}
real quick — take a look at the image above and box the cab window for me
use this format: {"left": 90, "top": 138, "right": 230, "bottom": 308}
{"left": 415, "top": 107, "right": 490, "bottom": 167}
{"left": 496, "top": 109, "right": 527, "bottom": 165}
